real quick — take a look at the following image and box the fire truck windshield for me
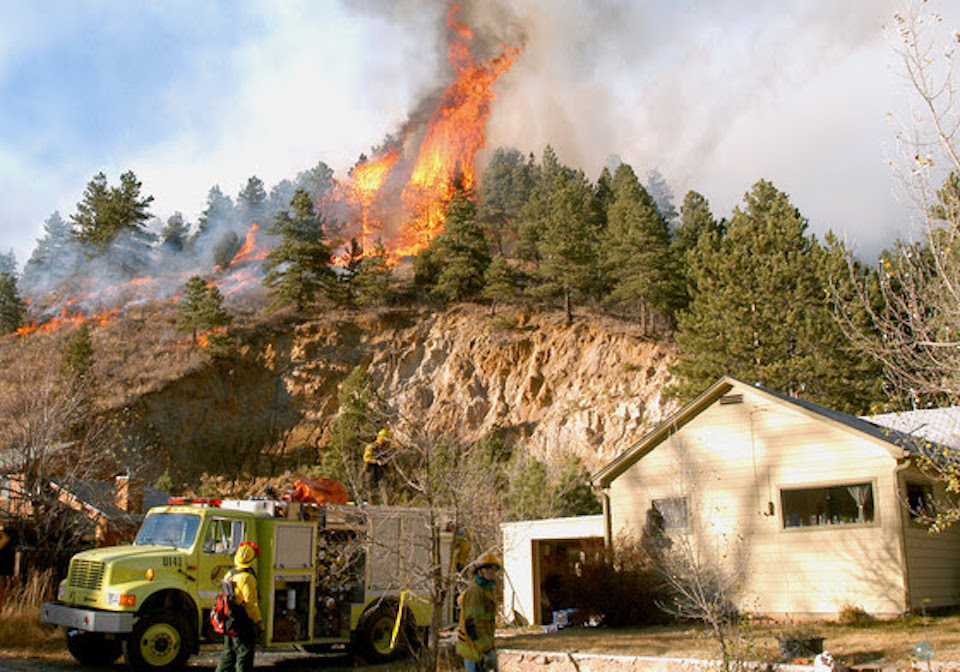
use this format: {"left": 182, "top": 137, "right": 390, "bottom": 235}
{"left": 135, "top": 512, "right": 202, "bottom": 549}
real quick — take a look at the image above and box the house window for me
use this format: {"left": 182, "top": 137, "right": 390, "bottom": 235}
{"left": 781, "top": 482, "right": 874, "bottom": 528}
{"left": 202, "top": 518, "right": 247, "bottom": 555}
{"left": 905, "top": 482, "right": 934, "bottom": 523}
{"left": 653, "top": 497, "right": 689, "bottom": 530}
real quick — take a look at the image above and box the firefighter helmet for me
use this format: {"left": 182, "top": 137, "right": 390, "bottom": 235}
{"left": 377, "top": 428, "right": 393, "bottom": 440}
{"left": 234, "top": 541, "right": 260, "bottom": 569}
{"left": 474, "top": 552, "right": 501, "bottom": 571}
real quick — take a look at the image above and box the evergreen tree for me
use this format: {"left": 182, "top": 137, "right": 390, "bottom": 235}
{"left": 176, "top": 275, "right": 232, "bottom": 344}
{"left": 236, "top": 175, "right": 267, "bottom": 226}
{"left": 213, "top": 231, "right": 241, "bottom": 270}
{"left": 262, "top": 188, "right": 336, "bottom": 312}
{"left": 674, "top": 191, "right": 722, "bottom": 255}
{"left": 295, "top": 160, "right": 336, "bottom": 205}
{"left": 324, "top": 365, "right": 385, "bottom": 490}
{"left": 333, "top": 237, "right": 365, "bottom": 308}
{"left": 72, "top": 171, "right": 154, "bottom": 250}
{"left": 161, "top": 212, "right": 189, "bottom": 252}
{"left": 0, "top": 250, "right": 16, "bottom": 277}
{"left": 671, "top": 179, "right": 880, "bottom": 412}
{"left": 530, "top": 167, "right": 600, "bottom": 323}
{"left": 600, "top": 163, "right": 682, "bottom": 329}
{"left": 592, "top": 166, "right": 615, "bottom": 233}
{"left": 516, "top": 146, "right": 568, "bottom": 265}
{"left": 481, "top": 254, "right": 517, "bottom": 311}
{"left": 431, "top": 188, "right": 491, "bottom": 301}
{"left": 479, "top": 147, "right": 535, "bottom": 255}
{"left": 195, "top": 185, "right": 234, "bottom": 242}
{"left": 23, "top": 212, "right": 81, "bottom": 293}
{"left": 61, "top": 323, "right": 94, "bottom": 380}
{"left": 353, "top": 240, "right": 394, "bottom": 307}
{"left": 646, "top": 167, "right": 679, "bottom": 225}
{"left": 0, "top": 272, "right": 25, "bottom": 334}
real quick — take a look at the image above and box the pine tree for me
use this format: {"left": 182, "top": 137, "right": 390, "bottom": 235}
{"left": 353, "top": 240, "right": 394, "bottom": 307}
{"left": 479, "top": 147, "right": 535, "bottom": 254}
{"left": 213, "top": 231, "right": 241, "bottom": 270}
{"left": 23, "top": 212, "right": 82, "bottom": 293}
{"left": 671, "top": 179, "right": 881, "bottom": 412}
{"left": 431, "top": 189, "right": 491, "bottom": 301}
{"left": 176, "top": 275, "right": 232, "bottom": 344}
{"left": 600, "top": 163, "right": 681, "bottom": 330}
{"left": 161, "top": 212, "right": 189, "bottom": 252}
{"left": 0, "top": 272, "right": 25, "bottom": 334}
{"left": 236, "top": 175, "right": 267, "bottom": 226}
{"left": 72, "top": 171, "right": 154, "bottom": 250}
{"left": 262, "top": 188, "right": 336, "bottom": 312}
{"left": 481, "top": 254, "right": 517, "bottom": 312}
{"left": 528, "top": 166, "right": 599, "bottom": 323}
{"left": 646, "top": 167, "right": 679, "bottom": 225}
{"left": 61, "top": 323, "right": 94, "bottom": 380}
{"left": 195, "top": 185, "right": 234, "bottom": 242}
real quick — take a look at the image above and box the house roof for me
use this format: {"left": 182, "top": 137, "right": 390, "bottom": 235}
{"left": 865, "top": 407, "right": 960, "bottom": 450}
{"left": 592, "top": 376, "right": 926, "bottom": 488}
{"left": 49, "top": 479, "right": 171, "bottom": 520}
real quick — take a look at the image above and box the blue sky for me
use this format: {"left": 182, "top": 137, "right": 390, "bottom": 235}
{"left": 2, "top": 0, "right": 957, "bottom": 271}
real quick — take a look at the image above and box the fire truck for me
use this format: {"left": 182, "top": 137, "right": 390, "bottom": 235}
{"left": 41, "top": 497, "right": 456, "bottom": 671}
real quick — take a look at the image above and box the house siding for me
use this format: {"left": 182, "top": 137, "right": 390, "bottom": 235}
{"left": 898, "top": 469, "right": 960, "bottom": 609}
{"left": 608, "top": 385, "right": 910, "bottom": 617}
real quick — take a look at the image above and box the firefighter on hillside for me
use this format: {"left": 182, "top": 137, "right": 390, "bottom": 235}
{"left": 362, "top": 428, "right": 392, "bottom": 503}
{"left": 456, "top": 553, "right": 501, "bottom": 672}
{"left": 216, "top": 541, "right": 264, "bottom": 672}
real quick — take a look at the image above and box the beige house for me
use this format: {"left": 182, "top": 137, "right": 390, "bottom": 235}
{"left": 593, "top": 377, "right": 960, "bottom": 619}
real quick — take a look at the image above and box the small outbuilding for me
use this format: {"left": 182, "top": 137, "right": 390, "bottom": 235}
{"left": 501, "top": 515, "right": 604, "bottom": 626}
{"left": 593, "top": 376, "right": 960, "bottom": 619}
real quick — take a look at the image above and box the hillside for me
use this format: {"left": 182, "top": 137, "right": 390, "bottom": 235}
{"left": 2, "top": 301, "right": 677, "bottom": 485}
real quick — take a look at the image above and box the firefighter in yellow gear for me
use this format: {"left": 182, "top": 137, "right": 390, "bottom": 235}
{"left": 456, "top": 553, "right": 500, "bottom": 672}
{"left": 216, "top": 541, "right": 264, "bottom": 672}
{"left": 363, "top": 428, "right": 392, "bottom": 503}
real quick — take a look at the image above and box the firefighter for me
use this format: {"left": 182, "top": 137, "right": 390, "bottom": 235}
{"left": 216, "top": 541, "right": 264, "bottom": 672}
{"left": 362, "top": 428, "right": 392, "bottom": 503}
{"left": 456, "top": 553, "right": 501, "bottom": 672}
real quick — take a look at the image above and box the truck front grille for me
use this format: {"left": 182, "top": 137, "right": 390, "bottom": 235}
{"left": 69, "top": 560, "right": 105, "bottom": 590}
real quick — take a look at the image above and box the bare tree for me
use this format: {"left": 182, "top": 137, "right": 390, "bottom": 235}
{"left": 834, "top": 2, "right": 960, "bottom": 408}
{"left": 0, "top": 342, "right": 139, "bottom": 556}
{"left": 387, "top": 419, "right": 501, "bottom": 672}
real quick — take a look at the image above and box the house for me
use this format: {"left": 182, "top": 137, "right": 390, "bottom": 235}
{"left": 592, "top": 376, "right": 960, "bottom": 619}
{"left": 0, "top": 464, "right": 170, "bottom": 575}
{"left": 501, "top": 515, "right": 604, "bottom": 626}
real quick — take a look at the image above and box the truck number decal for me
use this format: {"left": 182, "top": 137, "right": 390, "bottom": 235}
{"left": 161, "top": 556, "right": 183, "bottom": 567}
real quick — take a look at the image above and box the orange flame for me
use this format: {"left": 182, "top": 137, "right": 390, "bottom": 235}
{"left": 395, "top": 6, "right": 520, "bottom": 256}
{"left": 351, "top": 150, "right": 400, "bottom": 251}
{"left": 231, "top": 224, "right": 267, "bottom": 265}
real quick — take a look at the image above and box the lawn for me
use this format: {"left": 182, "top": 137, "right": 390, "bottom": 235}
{"left": 496, "top": 612, "right": 960, "bottom": 668}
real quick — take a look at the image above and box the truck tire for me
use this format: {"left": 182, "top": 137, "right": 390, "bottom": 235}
{"left": 65, "top": 630, "right": 123, "bottom": 666}
{"left": 123, "top": 608, "right": 192, "bottom": 672}
{"left": 356, "top": 603, "right": 410, "bottom": 664}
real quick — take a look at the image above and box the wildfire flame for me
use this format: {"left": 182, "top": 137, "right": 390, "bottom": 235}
{"left": 396, "top": 6, "right": 519, "bottom": 256}
{"left": 15, "top": 4, "right": 520, "bottom": 335}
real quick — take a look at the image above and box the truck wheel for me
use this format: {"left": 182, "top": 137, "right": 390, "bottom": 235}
{"left": 65, "top": 630, "right": 123, "bottom": 666}
{"left": 356, "top": 603, "right": 410, "bottom": 664}
{"left": 123, "top": 608, "right": 192, "bottom": 672}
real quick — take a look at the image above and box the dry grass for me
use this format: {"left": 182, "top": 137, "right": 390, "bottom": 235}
{"left": 0, "top": 571, "right": 64, "bottom": 654}
{"left": 498, "top": 612, "right": 960, "bottom": 667}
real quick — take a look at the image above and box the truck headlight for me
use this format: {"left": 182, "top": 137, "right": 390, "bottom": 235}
{"left": 105, "top": 591, "right": 137, "bottom": 607}
{"left": 57, "top": 583, "right": 66, "bottom": 601}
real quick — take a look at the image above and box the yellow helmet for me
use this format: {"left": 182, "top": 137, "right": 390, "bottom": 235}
{"left": 474, "top": 552, "right": 501, "bottom": 571}
{"left": 378, "top": 428, "right": 393, "bottom": 440}
{"left": 234, "top": 541, "right": 259, "bottom": 569}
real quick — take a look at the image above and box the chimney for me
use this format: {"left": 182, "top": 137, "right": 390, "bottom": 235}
{"left": 115, "top": 474, "right": 144, "bottom": 514}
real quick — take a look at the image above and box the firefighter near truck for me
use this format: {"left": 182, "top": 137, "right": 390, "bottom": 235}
{"left": 41, "top": 495, "right": 457, "bottom": 671}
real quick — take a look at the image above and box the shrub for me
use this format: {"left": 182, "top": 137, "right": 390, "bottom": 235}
{"left": 571, "top": 532, "right": 671, "bottom": 627}
{"left": 836, "top": 603, "right": 874, "bottom": 626}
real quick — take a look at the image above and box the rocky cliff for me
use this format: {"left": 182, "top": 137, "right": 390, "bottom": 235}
{"left": 131, "top": 305, "right": 676, "bottom": 479}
